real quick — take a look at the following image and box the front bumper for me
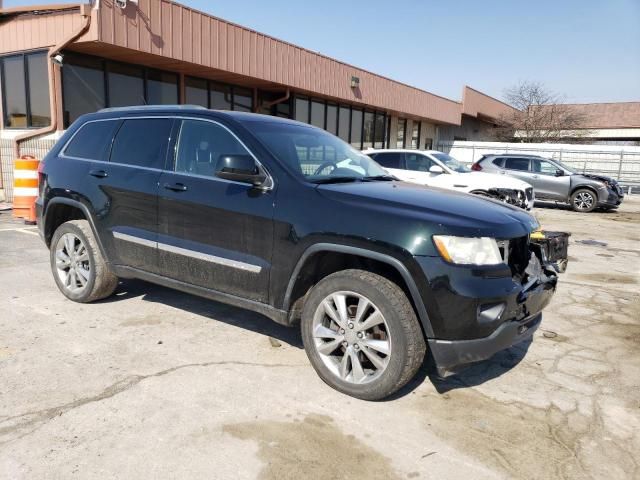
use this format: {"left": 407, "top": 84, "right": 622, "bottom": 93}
{"left": 414, "top": 250, "right": 557, "bottom": 377}
{"left": 429, "top": 313, "right": 542, "bottom": 377}
{"left": 597, "top": 185, "right": 624, "bottom": 207}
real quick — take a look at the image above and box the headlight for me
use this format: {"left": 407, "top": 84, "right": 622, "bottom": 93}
{"left": 433, "top": 236, "right": 503, "bottom": 265}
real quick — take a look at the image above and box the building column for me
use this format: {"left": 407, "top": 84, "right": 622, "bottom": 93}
{"left": 54, "top": 64, "right": 64, "bottom": 131}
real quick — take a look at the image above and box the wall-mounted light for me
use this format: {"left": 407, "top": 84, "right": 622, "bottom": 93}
{"left": 52, "top": 54, "right": 64, "bottom": 65}
{"left": 350, "top": 76, "right": 360, "bottom": 89}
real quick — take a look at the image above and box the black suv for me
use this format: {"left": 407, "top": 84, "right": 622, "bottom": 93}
{"left": 37, "top": 106, "right": 558, "bottom": 400}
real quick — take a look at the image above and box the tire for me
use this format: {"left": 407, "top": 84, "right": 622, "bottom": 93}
{"left": 50, "top": 220, "right": 118, "bottom": 303}
{"left": 301, "top": 269, "right": 426, "bottom": 400}
{"left": 570, "top": 188, "right": 597, "bottom": 212}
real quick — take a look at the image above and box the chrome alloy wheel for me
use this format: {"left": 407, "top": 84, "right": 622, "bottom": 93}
{"left": 55, "top": 233, "right": 91, "bottom": 293}
{"left": 312, "top": 291, "right": 391, "bottom": 384}
{"left": 574, "top": 191, "right": 594, "bottom": 210}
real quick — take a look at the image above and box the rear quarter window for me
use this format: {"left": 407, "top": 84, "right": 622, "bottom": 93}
{"left": 492, "top": 157, "right": 505, "bottom": 168}
{"left": 63, "top": 120, "right": 120, "bottom": 161}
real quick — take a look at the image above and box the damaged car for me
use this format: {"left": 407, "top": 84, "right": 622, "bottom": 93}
{"left": 38, "top": 107, "right": 560, "bottom": 400}
{"left": 472, "top": 154, "right": 624, "bottom": 212}
{"left": 365, "top": 149, "right": 535, "bottom": 210}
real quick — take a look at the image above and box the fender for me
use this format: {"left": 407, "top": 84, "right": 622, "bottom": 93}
{"left": 43, "top": 197, "right": 111, "bottom": 265}
{"left": 283, "top": 243, "right": 435, "bottom": 337}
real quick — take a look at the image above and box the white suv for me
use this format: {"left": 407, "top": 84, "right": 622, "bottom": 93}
{"left": 365, "top": 149, "right": 535, "bottom": 211}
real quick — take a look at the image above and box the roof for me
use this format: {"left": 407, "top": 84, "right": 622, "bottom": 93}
{"left": 534, "top": 102, "right": 640, "bottom": 129}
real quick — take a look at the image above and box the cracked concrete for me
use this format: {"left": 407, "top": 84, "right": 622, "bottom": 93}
{"left": 0, "top": 197, "right": 639, "bottom": 479}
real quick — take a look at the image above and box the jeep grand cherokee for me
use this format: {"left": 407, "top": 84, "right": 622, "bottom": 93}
{"left": 37, "top": 106, "right": 558, "bottom": 400}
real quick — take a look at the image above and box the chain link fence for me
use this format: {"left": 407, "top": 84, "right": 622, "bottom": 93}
{"left": 437, "top": 140, "right": 640, "bottom": 194}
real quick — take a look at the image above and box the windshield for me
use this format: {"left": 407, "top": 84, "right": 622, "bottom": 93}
{"left": 431, "top": 152, "right": 471, "bottom": 173}
{"left": 250, "top": 121, "right": 389, "bottom": 183}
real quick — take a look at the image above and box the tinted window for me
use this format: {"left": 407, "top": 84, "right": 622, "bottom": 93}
{"left": 338, "top": 106, "right": 350, "bottom": 141}
{"left": 406, "top": 153, "right": 432, "bottom": 172}
{"left": 350, "top": 109, "right": 363, "bottom": 149}
{"left": 185, "top": 76, "right": 208, "bottom": 107}
{"left": 110, "top": 118, "right": 172, "bottom": 169}
{"left": 108, "top": 63, "right": 144, "bottom": 107}
{"left": 396, "top": 118, "right": 406, "bottom": 148}
{"left": 26, "top": 52, "right": 51, "bottom": 127}
{"left": 411, "top": 121, "right": 421, "bottom": 149}
{"left": 62, "top": 55, "right": 106, "bottom": 127}
{"left": 532, "top": 158, "right": 558, "bottom": 175}
{"left": 326, "top": 104, "right": 338, "bottom": 134}
{"left": 175, "top": 120, "right": 249, "bottom": 177}
{"left": 374, "top": 113, "right": 386, "bottom": 148}
{"left": 64, "top": 120, "right": 120, "bottom": 161}
{"left": 492, "top": 157, "right": 505, "bottom": 168}
{"left": 310, "top": 100, "right": 324, "bottom": 128}
{"left": 505, "top": 157, "right": 530, "bottom": 171}
{"left": 295, "top": 96, "right": 309, "bottom": 123}
{"left": 374, "top": 152, "right": 402, "bottom": 169}
{"left": 233, "top": 87, "right": 253, "bottom": 112}
{"left": 147, "top": 70, "right": 178, "bottom": 105}
{"left": 362, "top": 111, "right": 374, "bottom": 149}
{"left": 210, "top": 82, "right": 232, "bottom": 110}
{"left": 1, "top": 56, "right": 27, "bottom": 127}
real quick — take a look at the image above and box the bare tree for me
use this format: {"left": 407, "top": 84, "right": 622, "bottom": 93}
{"left": 497, "top": 81, "right": 588, "bottom": 143}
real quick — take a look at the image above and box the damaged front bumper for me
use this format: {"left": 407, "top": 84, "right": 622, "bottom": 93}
{"left": 416, "top": 238, "right": 560, "bottom": 377}
{"left": 485, "top": 187, "right": 535, "bottom": 211}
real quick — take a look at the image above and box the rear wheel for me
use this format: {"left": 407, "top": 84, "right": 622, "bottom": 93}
{"left": 50, "top": 220, "right": 118, "bottom": 303}
{"left": 301, "top": 269, "right": 426, "bottom": 400}
{"left": 571, "top": 189, "right": 597, "bottom": 212}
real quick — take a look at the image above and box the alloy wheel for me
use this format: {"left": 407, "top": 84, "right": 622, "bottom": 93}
{"left": 312, "top": 291, "right": 391, "bottom": 384}
{"left": 55, "top": 233, "right": 91, "bottom": 293}
{"left": 573, "top": 191, "right": 594, "bottom": 211}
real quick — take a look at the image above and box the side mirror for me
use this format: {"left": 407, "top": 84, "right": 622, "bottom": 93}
{"left": 216, "top": 154, "right": 267, "bottom": 186}
{"left": 429, "top": 165, "right": 444, "bottom": 174}
{"left": 555, "top": 169, "right": 564, "bottom": 177}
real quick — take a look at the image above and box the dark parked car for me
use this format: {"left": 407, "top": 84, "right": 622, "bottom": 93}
{"left": 472, "top": 154, "right": 624, "bottom": 212}
{"left": 37, "top": 106, "right": 558, "bottom": 400}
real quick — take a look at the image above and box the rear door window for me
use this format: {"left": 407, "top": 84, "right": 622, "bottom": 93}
{"left": 504, "top": 157, "right": 531, "bottom": 171}
{"left": 406, "top": 153, "right": 432, "bottom": 172}
{"left": 110, "top": 118, "right": 173, "bottom": 169}
{"left": 64, "top": 120, "right": 120, "bottom": 161}
{"left": 373, "top": 152, "right": 403, "bottom": 169}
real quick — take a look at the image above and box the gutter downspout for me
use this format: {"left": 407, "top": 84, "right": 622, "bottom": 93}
{"left": 264, "top": 89, "right": 290, "bottom": 110}
{"left": 12, "top": 4, "right": 92, "bottom": 159}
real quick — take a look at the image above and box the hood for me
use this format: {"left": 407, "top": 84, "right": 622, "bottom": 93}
{"left": 580, "top": 173, "right": 616, "bottom": 184}
{"left": 462, "top": 172, "right": 533, "bottom": 190}
{"left": 316, "top": 180, "right": 539, "bottom": 242}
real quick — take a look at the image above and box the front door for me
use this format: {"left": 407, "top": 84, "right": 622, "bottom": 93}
{"left": 530, "top": 158, "right": 571, "bottom": 200}
{"left": 157, "top": 118, "right": 275, "bottom": 303}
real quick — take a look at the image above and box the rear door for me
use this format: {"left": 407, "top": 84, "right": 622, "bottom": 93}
{"left": 95, "top": 117, "right": 173, "bottom": 273}
{"left": 531, "top": 158, "right": 571, "bottom": 200}
{"left": 502, "top": 157, "right": 535, "bottom": 185}
{"left": 157, "top": 118, "right": 274, "bottom": 303}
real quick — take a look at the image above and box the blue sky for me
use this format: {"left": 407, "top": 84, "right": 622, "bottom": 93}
{"left": 5, "top": 0, "right": 640, "bottom": 103}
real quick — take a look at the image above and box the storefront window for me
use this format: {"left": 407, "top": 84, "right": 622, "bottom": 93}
{"left": 108, "top": 63, "right": 144, "bottom": 107}
{"left": 362, "top": 111, "right": 374, "bottom": 149}
{"left": 210, "top": 82, "right": 232, "bottom": 110}
{"left": 295, "top": 96, "right": 309, "bottom": 123}
{"left": 411, "top": 121, "right": 421, "bottom": 149}
{"left": 338, "top": 106, "right": 350, "bottom": 142}
{"left": 185, "top": 77, "right": 208, "bottom": 108}
{"left": 233, "top": 87, "right": 253, "bottom": 112}
{"left": 397, "top": 118, "right": 407, "bottom": 148}
{"left": 147, "top": 69, "right": 178, "bottom": 105}
{"left": 374, "top": 112, "right": 386, "bottom": 148}
{"left": 1, "top": 52, "right": 51, "bottom": 128}
{"left": 62, "top": 55, "right": 106, "bottom": 127}
{"left": 350, "top": 109, "right": 363, "bottom": 149}
{"left": 326, "top": 104, "right": 338, "bottom": 135}
{"left": 310, "top": 100, "right": 325, "bottom": 128}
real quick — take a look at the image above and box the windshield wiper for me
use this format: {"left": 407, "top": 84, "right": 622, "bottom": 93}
{"left": 362, "top": 174, "right": 397, "bottom": 181}
{"left": 310, "top": 176, "right": 363, "bottom": 185}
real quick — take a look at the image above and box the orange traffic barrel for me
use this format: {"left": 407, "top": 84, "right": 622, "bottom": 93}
{"left": 13, "top": 155, "right": 40, "bottom": 224}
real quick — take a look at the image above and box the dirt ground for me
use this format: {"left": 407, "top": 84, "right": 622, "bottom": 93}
{"left": 0, "top": 197, "right": 638, "bottom": 479}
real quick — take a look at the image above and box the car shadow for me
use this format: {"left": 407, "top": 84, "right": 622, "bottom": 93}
{"left": 534, "top": 200, "right": 618, "bottom": 213}
{"left": 99, "top": 278, "right": 304, "bottom": 349}
{"left": 100, "top": 278, "right": 532, "bottom": 399}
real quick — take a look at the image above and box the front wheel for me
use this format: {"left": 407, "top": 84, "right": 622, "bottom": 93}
{"left": 571, "top": 189, "right": 597, "bottom": 212}
{"left": 301, "top": 269, "right": 426, "bottom": 400}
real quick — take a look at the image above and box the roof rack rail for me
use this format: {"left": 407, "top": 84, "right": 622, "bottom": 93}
{"left": 99, "top": 105, "right": 207, "bottom": 113}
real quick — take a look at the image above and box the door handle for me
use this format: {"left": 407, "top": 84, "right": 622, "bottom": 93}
{"left": 89, "top": 169, "right": 108, "bottom": 178}
{"left": 532, "top": 175, "right": 539, "bottom": 179}
{"left": 164, "top": 182, "right": 188, "bottom": 192}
